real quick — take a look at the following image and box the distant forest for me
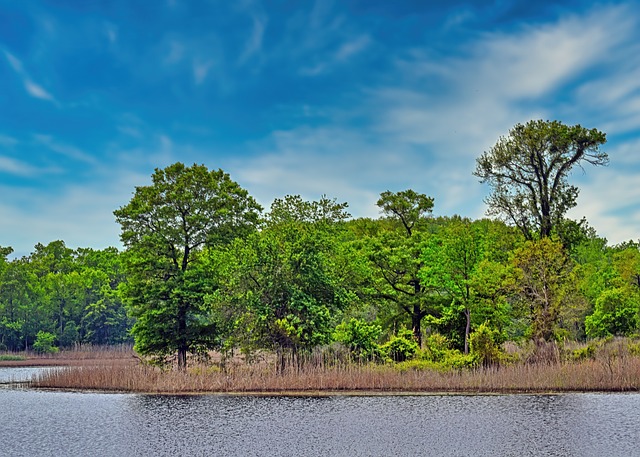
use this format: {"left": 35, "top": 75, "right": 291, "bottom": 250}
{"left": 1, "top": 120, "right": 638, "bottom": 370}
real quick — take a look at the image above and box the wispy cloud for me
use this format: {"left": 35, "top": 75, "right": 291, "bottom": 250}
{"left": 238, "top": 12, "right": 267, "bottom": 64}
{"left": 374, "top": 5, "right": 633, "bottom": 157}
{"left": 335, "top": 35, "right": 371, "bottom": 61}
{"left": 34, "top": 134, "right": 97, "bottom": 164}
{"left": 0, "top": 156, "right": 42, "bottom": 177}
{"left": 0, "top": 134, "right": 18, "bottom": 147}
{"left": 24, "top": 79, "right": 55, "bottom": 101}
{"left": 164, "top": 40, "right": 185, "bottom": 65}
{"left": 193, "top": 59, "right": 214, "bottom": 84}
{"left": 3, "top": 50, "right": 58, "bottom": 104}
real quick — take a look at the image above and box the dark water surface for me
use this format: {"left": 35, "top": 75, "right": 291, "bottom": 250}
{"left": 1, "top": 369, "right": 639, "bottom": 456}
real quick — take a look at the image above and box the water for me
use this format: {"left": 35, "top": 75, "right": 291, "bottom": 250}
{"left": 1, "top": 367, "right": 639, "bottom": 456}
{"left": 0, "top": 366, "right": 62, "bottom": 384}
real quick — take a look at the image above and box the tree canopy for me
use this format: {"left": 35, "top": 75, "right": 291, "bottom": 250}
{"left": 113, "top": 163, "right": 261, "bottom": 369}
{"left": 474, "top": 120, "right": 607, "bottom": 240}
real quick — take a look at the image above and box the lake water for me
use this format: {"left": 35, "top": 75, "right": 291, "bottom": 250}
{"left": 1, "top": 367, "right": 640, "bottom": 456}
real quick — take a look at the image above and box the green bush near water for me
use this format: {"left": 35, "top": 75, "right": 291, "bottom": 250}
{"left": 0, "top": 354, "right": 27, "bottom": 361}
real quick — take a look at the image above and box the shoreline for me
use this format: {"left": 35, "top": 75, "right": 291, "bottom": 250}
{"left": 6, "top": 347, "right": 640, "bottom": 396}
{"left": 10, "top": 383, "right": 640, "bottom": 396}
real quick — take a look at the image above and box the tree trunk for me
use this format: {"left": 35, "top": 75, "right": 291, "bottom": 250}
{"left": 177, "top": 303, "right": 187, "bottom": 370}
{"left": 464, "top": 308, "right": 471, "bottom": 355}
{"left": 412, "top": 304, "right": 423, "bottom": 347}
{"left": 177, "top": 346, "right": 187, "bottom": 370}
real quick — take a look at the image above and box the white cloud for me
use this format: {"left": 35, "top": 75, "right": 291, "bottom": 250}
{"left": 3, "top": 50, "right": 24, "bottom": 73}
{"left": 3, "top": 50, "right": 57, "bottom": 103}
{"left": 238, "top": 14, "right": 266, "bottom": 64}
{"left": 229, "top": 124, "right": 485, "bottom": 221}
{"left": 335, "top": 35, "right": 371, "bottom": 61}
{"left": 0, "top": 156, "right": 42, "bottom": 177}
{"left": 378, "top": 5, "right": 631, "bottom": 150}
{"left": 568, "top": 168, "right": 640, "bottom": 244}
{"left": 24, "top": 79, "right": 55, "bottom": 101}
{"left": 0, "top": 134, "right": 18, "bottom": 147}
{"left": 34, "top": 134, "right": 96, "bottom": 164}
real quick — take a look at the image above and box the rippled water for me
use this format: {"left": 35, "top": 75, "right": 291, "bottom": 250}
{"left": 2, "top": 367, "right": 640, "bottom": 456}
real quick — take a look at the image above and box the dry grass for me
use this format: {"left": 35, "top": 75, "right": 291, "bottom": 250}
{"left": 19, "top": 339, "right": 640, "bottom": 394}
{"left": 0, "top": 344, "right": 136, "bottom": 367}
{"left": 30, "top": 355, "right": 640, "bottom": 394}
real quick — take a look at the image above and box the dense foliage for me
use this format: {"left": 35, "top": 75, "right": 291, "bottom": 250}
{"left": 1, "top": 121, "right": 638, "bottom": 371}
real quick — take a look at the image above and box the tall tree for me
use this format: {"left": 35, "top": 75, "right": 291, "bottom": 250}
{"left": 210, "top": 195, "right": 353, "bottom": 371}
{"left": 474, "top": 120, "right": 607, "bottom": 240}
{"left": 368, "top": 190, "right": 435, "bottom": 346}
{"left": 511, "top": 238, "right": 577, "bottom": 341}
{"left": 114, "top": 163, "right": 261, "bottom": 369}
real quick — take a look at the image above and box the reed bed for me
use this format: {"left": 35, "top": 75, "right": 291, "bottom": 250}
{"left": 31, "top": 355, "right": 640, "bottom": 394}
{"left": 0, "top": 344, "right": 136, "bottom": 367}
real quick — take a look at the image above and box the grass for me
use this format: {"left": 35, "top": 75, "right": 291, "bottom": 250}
{"left": 0, "top": 344, "right": 135, "bottom": 367}
{"left": 21, "top": 338, "right": 640, "bottom": 394}
{"left": 0, "top": 354, "right": 27, "bottom": 361}
{"left": 30, "top": 354, "right": 640, "bottom": 394}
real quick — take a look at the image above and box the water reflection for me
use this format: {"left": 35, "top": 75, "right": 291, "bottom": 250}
{"left": 1, "top": 384, "right": 639, "bottom": 457}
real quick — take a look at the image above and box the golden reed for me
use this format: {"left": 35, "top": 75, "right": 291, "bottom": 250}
{"left": 31, "top": 356, "right": 640, "bottom": 394}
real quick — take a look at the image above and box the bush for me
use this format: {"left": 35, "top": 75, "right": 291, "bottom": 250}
{"left": 585, "top": 289, "right": 639, "bottom": 339}
{"left": 469, "top": 322, "right": 503, "bottom": 367}
{"left": 381, "top": 328, "right": 419, "bottom": 362}
{"left": 571, "top": 340, "right": 602, "bottom": 361}
{"left": 32, "top": 331, "right": 59, "bottom": 354}
{"left": 0, "top": 354, "right": 27, "bottom": 361}
{"left": 333, "top": 318, "right": 382, "bottom": 361}
{"left": 422, "top": 333, "right": 450, "bottom": 362}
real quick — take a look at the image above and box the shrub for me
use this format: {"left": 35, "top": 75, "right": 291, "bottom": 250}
{"left": 585, "top": 288, "right": 639, "bottom": 338}
{"left": 381, "top": 328, "right": 419, "bottom": 362}
{"left": 571, "top": 339, "right": 603, "bottom": 361}
{"left": 0, "top": 354, "right": 27, "bottom": 361}
{"left": 333, "top": 318, "right": 382, "bottom": 361}
{"left": 32, "top": 331, "right": 59, "bottom": 354}
{"left": 422, "top": 333, "right": 450, "bottom": 362}
{"left": 469, "top": 322, "right": 503, "bottom": 367}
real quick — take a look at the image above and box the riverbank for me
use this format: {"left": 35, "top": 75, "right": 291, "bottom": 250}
{"left": 27, "top": 355, "right": 640, "bottom": 394}
{"left": 0, "top": 345, "right": 136, "bottom": 368}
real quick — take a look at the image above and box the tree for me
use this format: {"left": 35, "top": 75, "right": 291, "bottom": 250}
{"left": 585, "top": 288, "right": 639, "bottom": 338}
{"left": 367, "top": 190, "right": 435, "bottom": 346}
{"left": 474, "top": 120, "right": 607, "bottom": 240}
{"left": 210, "top": 195, "right": 353, "bottom": 372}
{"left": 511, "top": 238, "right": 576, "bottom": 341}
{"left": 114, "top": 163, "right": 261, "bottom": 369}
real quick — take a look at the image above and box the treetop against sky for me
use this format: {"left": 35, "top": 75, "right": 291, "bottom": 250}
{"left": 1, "top": 0, "right": 640, "bottom": 255}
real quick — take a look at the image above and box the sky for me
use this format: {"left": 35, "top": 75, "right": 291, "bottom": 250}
{"left": 1, "top": 0, "right": 640, "bottom": 257}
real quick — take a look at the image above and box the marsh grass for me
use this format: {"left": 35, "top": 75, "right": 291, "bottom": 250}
{"left": 31, "top": 354, "right": 640, "bottom": 394}
{"left": 0, "top": 354, "right": 27, "bottom": 361}
{"left": 0, "top": 344, "right": 135, "bottom": 367}
{"left": 25, "top": 338, "right": 640, "bottom": 394}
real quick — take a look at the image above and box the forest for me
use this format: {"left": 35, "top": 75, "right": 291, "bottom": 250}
{"left": 2, "top": 120, "right": 639, "bottom": 372}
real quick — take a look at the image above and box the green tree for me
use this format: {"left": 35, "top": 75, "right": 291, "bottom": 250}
{"left": 334, "top": 318, "right": 382, "bottom": 361}
{"left": 114, "top": 163, "right": 261, "bottom": 369}
{"left": 511, "top": 238, "right": 577, "bottom": 341}
{"left": 211, "top": 195, "right": 353, "bottom": 371}
{"left": 367, "top": 190, "right": 435, "bottom": 346}
{"left": 421, "top": 218, "right": 515, "bottom": 353}
{"left": 585, "top": 288, "right": 639, "bottom": 338}
{"left": 474, "top": 120, "right": 607, "bottom": 240}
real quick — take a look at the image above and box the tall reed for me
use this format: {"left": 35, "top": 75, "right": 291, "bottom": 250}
{"left": 31, "top": 355, "right": 640, "bottom": 394}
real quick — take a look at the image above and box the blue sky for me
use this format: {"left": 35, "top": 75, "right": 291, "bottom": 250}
{"left": 1, "top": 0, "right": 640, "bottom": 256}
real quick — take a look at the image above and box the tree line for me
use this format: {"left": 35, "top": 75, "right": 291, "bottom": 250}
{"left": 2, "top": 120, "right": 638, "bottom": 369}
